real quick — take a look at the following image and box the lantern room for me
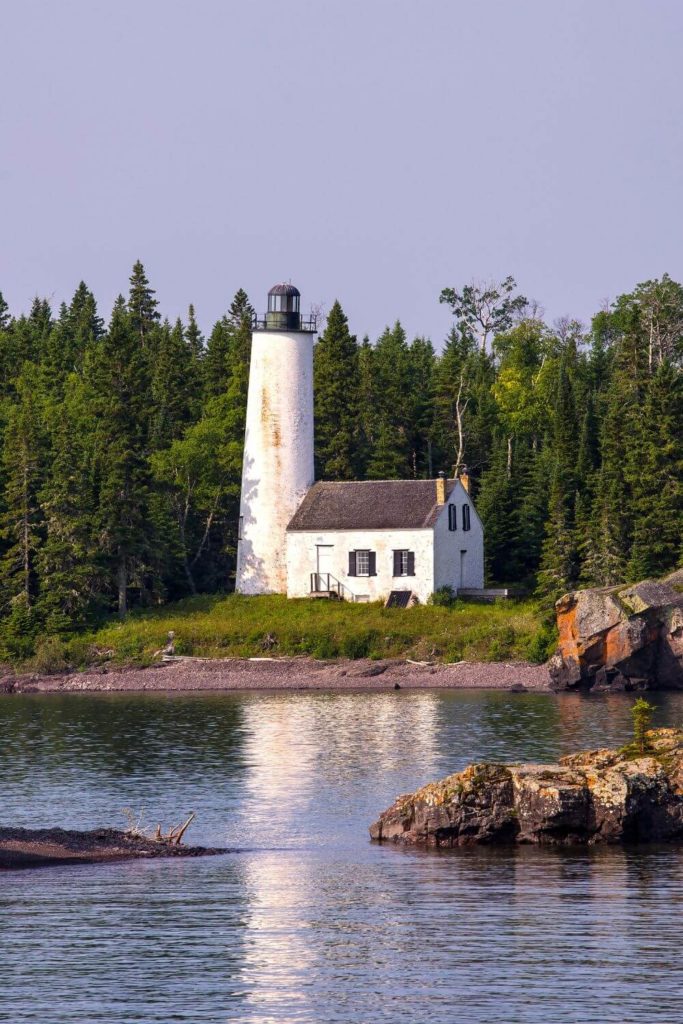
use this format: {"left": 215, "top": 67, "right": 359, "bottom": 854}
{"left": 253, "top": 283, "right": 317, "bottom": 332}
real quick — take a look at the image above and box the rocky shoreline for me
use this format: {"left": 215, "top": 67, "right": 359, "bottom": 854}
{"left": 370, "top": 728, "right": 683, "bottom": 847}
{"left": 0, "top": 826, "right": 226, "bottom": 869}
{"left": 0, "top": 656, "right": 551, "bottom": 694}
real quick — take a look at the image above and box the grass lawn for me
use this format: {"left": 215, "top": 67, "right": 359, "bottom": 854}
{"left": 70, "top": 593, "right": 554, "bottom": 667}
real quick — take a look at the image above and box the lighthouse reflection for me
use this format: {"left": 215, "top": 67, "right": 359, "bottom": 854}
{"left": 233, "top": 691, "right": 442, "bottom": 1021}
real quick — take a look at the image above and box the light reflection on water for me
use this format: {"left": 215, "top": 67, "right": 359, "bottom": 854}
{"left": 2, "top": 689, "right": 683, "bottom": 1022}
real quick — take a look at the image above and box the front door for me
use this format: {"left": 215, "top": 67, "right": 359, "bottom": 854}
{"left": 317, "top": 545, "right": 334, "bottom": 588}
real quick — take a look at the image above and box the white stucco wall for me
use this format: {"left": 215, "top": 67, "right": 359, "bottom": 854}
{"left": 236, "top": 328, "right": 315, "bottom": 594}
{"left": 432, "top": 481, "right": 485, "bottom": 591}
{"left": 285, "top": 528, "right": 436, "bottom": 604}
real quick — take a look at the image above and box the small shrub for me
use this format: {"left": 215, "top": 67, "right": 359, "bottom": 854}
{"left": 525, "top": 621, "right": 559, "bottom": 664}
{"left": 632, "top": 697, "right": 656, "bottom": 754}
{"left": 429, "top": 586, "right": 456, "bottom": 608}
{"left": 173, "top": 636, "right": 194, "bottom": 656}
{"left": 340, "top": 632, "right": 375, "bottom": 659}
{"left": 27, "top": 636, "right": 69, "bottom": 674}
{"left": 488, "top": 626, "right": 516, "bottom": 662}
{"left": 310, "top": 635, "right": 338, "bottom": 659}
{"left": 64, "top": 637, "right": 94, "bottom": 668}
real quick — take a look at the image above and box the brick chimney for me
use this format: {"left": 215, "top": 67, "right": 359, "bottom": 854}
{"left": 436, "top": 471, "right": 446, "bottom": 505}
{"left": 459, "top": 465, "right": 470, "bottom": 493}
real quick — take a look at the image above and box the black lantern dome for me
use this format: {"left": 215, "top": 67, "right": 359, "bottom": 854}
{"left": 253, "top": 282, "right": 316, "bottom": 332}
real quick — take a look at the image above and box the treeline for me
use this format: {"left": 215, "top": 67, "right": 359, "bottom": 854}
{"left": 0, "top": 265, "right": 681, "bottom": 657}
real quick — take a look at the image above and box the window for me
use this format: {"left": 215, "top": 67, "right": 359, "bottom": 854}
{"left": 448, "top": 504, "right": 457, "bottom": 531}
{"left": 238, "top": 516, "right": 244, "bottom": 541}
{"left": 349, "top": 550, "right": 376, "bottom": 576}
{"left": 393, "top": 550, "right": 415, "bottom": 577}
{"left": 462, "top": 504, "right": 471, "bottom": 531}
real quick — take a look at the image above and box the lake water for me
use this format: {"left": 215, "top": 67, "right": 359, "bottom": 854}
{"left": 2, "top": 688, "right": 683, "bottom": 1023}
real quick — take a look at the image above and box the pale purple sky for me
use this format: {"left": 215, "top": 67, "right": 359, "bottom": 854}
{"left": 1, "top": 0, "right": 682, "bottom": 345}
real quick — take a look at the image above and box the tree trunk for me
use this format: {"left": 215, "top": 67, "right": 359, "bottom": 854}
{"left": 117, "top": 549, "right": 127, "bottom": 619}
{"left": 22, "top": 461, "right": 31, "bottom": 607}
{"left": 178, "top": 511, "right": 197, "bottom": 596}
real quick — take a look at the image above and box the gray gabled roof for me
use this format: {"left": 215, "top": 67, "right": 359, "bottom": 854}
{"left": 287, "top": 479, "right": 458, "bottom": 532}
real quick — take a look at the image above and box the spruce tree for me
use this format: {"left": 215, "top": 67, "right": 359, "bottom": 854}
{"left": 537, "top": 360, "right": 580, "bottom": 600}
{"left": 84, "top": 297, "right": 153, "bottom": 617}
{"left": 627, "top": 362, "right": 683, "bottom": 579}
{"left": 313, "top": 300, "right": 361, "bottom": 480}
{"left": 36, "top": 376, "right": 103, "bottom": 632}
{"left": 0, "top": 365, "right": 47, "bottom": 654}
{"left": 128, "top": 260, "right": 160, "bottom": 347}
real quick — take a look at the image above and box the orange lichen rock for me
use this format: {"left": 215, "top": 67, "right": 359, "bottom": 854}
{"left": 550, "top": 571, "right": 683, "bottom": 692}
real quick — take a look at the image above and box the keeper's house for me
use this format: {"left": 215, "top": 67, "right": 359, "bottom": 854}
{"left": 285, "top": 476, "right": 484, "bottom": 605}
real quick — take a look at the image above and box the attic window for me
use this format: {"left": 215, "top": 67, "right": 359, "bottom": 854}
{"left": 448, "top": 504, "right": 457, "bottom": 531}
{"left": 462, "top": 504, "right": 471, "bottom": 531}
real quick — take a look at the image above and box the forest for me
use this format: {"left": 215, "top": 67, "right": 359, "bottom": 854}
{"left": 0, "top": 264, "right": 681, "bottom": 659}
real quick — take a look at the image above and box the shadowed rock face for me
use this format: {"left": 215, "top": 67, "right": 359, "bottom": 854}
{"left": 369, "top": 729, "right": 683, "bottom": 847}
{"left": 549, "top": 570, "right": 683, "bottom": 692}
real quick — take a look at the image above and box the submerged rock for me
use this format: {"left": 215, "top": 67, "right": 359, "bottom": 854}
{"left": 0, "top": 826, "right": 226, "bottom": 869}
{"left": 369, "top": 729, "right": 683, "bottom": 847}
{"left": 550, "top": 570, "right": 683, "bottom": 691}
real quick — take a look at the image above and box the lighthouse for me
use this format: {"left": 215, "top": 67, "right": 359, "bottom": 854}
{"left": 235, "top": 283, "right": 317, "bottom": 594}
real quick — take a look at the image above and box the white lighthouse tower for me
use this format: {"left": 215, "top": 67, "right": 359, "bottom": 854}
{"left": 235, "top": 283, "right": 316, "bottom": 594}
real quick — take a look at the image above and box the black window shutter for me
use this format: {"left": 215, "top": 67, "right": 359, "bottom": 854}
{"left": 407, "top": 551, "right": 415, "bottom": 576}
{"left": 393, "top": 550, "right": 401, "bottom": 577}
{"left": 448, "top": 504, "right": 457, "bottom": 531}
{"left": 368, "top": 551, "right": 377, "bottom": 576}
{"left": 463, "top": 504, "right": 470, "bottom": 531}
{"left": 348, "top": 551, "right": 357, "bottom": 576}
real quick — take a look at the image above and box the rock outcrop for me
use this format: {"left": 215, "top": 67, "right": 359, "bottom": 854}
{"left": 369, "top": 729, "right": 683, "bottom": 847}
{"left": 0, "top": 827, "right": 226, "bottom": 869}
{"left": 549, "top": 570, "right": 683, "bottom": 691}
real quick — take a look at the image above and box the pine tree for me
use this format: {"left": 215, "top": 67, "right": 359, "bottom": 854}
{"left": 366, "top": 322, "right": 412, "bottom": 478}
{"left": 150, "top": 318, "right": 203, "bottom": 447}
{"left": 627, "top": 362, "right": 683, "bottom": 579}
{"left": 84, "top": 297, "right": 153, "bottom": 617}
{"left": 313, "top": 300, "right": 361, "bottom": 480}
{"left": 406, "top": 337, "right": 436, "bottom": 477}
{"left": 128, "top": 260, "right": 160, "bottom": 347}
{"left": 476, "top": 434, "right": 516, "bottom": 582}
{"left": 537, "top": 360, "right": 580, "bottom": 600}
{"left": 36, "top": 376, "right": 103, "bottom": 632}
{"left": 204, "top": 289, "right": 254, "bottom": 399}
{"left": 0, "top": 292, "right": 10, "bottom": 330}
{"left": 0, "top": 366, "right": 47, "bottom": 654}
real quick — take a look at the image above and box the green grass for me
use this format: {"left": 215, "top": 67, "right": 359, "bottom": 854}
{"left": 64, "top": 593, "right": 554, "bottom": 667}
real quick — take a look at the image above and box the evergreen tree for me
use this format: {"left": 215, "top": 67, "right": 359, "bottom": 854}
{"left": 314, "top": 300, "right": 361, "bottom": 480}
{"left": 627, "top": 362, "right": 683, "bottom": 579}
{"left": 128, "top": 260, "right": 160, "bottom": 347}
{"left": 537, "top": 360, "right": 580, "bottom": 600}
{"left": 36, "top": 376, "right": 103, "bottom": 632}
{"left": 0, "top": 366, "right": 47, "bottom": 654}
{"left": 476, "top": 434, "right": 516, "bottom": 582}
{"left": 84, "top": 297, "right": 153, "bottom": 617}
{"left": 0, "top": 292, "right": 10, "bottom": 330}
{"left": 365, "top": 322, "right": 412, "bottom": 479}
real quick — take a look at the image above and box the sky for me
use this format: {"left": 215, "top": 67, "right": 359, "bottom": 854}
{"left": 1, "top": 0, "right": 682, "bottom": 346}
